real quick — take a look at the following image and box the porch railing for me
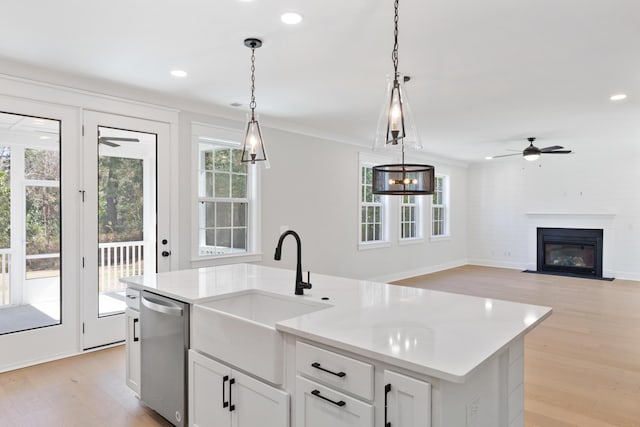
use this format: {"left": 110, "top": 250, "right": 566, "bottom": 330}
{"left": 0, "top": 249, "right": 10, "bottom": 306}
{"left": 99, "top": 241, "right": 145, "bottom": 293}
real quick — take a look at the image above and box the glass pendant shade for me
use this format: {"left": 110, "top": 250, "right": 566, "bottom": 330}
{"left": 372, "top": 163, "right": 435, "bottom": 195}
{"left": 241, "top": 116, "right": 267, "bottom": 164}
{"left": 374, "top": 75, "right": 422, "bottom": 152}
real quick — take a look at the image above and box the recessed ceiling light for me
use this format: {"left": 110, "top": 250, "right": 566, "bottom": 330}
{"left": 39, "top": 135, "right": 52, "bottom": 140}
{"left": 171, "top": 70, "right": 188, "bottom": 78}
{"left": 281, "top": 12, "right": 302, "bottom": 25}
{"left": 610, "top": 93, "right": 627, "bottom": 101}
{"left": 485, "top": 156, "right": 493, "bottom": 160}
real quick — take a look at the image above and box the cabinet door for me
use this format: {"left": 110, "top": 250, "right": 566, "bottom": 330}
{"left": 125, "top": 308, "right": 140, "bottom": 394}
{"left": 296, "top": 376, "right": 373, "bottom": 427}
{"left": 189, "top": 350, "right": 232, "bottom": 427}
{"left": 232, "top": 369, "right": 289, "bottom": 427}
{"left": 383, "top": 370, "right": 431, "bottom": 427}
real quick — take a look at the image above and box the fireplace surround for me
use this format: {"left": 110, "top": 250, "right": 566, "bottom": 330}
{"left": 537, "top": 227, "right": 603, "bottom": 278}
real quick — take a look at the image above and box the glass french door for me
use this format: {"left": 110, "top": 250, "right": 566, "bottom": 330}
{"left": 0, "top": 97, "right": 79, "bottom": 371}
{"left": 82, "top": 111, "right": 171, "bottom": 349}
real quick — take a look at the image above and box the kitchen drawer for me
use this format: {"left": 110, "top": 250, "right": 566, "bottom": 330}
{"left": 296, "top": 341, "right": 374, "bottom": 401}
{"left": 296, "top": 376, "right": 373, "bottom": 427}
{"left": 125, "top": 288, "right": 140, "bottom": 310}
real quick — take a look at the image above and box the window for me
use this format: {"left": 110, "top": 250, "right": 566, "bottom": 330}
{"left": 400, "top": 195, "right": 419, "bottom": 240}
{"left": 431, "top": 175, "right": 449, "bottom": 237}
{"left": 360, "top": 165, "right": 386, "bottom": 244}
{"left": 194, "top": 122, "right": 260, "bottom": 261}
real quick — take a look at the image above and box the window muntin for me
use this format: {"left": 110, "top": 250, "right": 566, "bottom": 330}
{"left": 198, "top": 144, "right": 249, "bottom": 256}
{"left": 360, "top": 166, "right": 384, "bottom": 243}
{"left": 431, "top": 175, "right": 448, "bottom": 237}
{"left": 400, "top": 195, "right": 418, "bottom": 239}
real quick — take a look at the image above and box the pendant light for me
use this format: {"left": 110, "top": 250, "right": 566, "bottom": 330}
{"left": 241, "top": 38, "right": 267, "bottom": 164}
{"left": 372, "top": 0, "right": 434, "bottom": 195}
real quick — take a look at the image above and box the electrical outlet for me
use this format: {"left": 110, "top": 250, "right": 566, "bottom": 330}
{"left": 466, "top": 397, "right": 481, "bottom": 426}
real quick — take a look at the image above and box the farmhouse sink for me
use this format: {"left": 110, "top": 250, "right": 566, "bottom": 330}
{"left": 191, "top": 290, "right": 330, "bottom": 384}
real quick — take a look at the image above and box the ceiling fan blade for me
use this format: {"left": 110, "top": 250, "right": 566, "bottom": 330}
{"left": 543, "top": 150, "right": 572, "bottom": 154}
{"left": 540, "top": 145, "right": 564, "bottom": 152}
{"left": 98, "top": 140, "right": 120, "bottom": 147}
{"left": 99, "top": 137, "right": 140, "bottom": 142}
{"left": 490, "top": 153, "right": 521, "bottom": 158}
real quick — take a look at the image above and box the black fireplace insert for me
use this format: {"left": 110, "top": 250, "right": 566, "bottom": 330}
{"left": 537, "top": 228, "right": 603, "bottom": 278}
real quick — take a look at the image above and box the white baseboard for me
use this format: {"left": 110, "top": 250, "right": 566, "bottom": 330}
{"left": 368, "top": 259, "right": 469, "bottom": 283}
{"left": 612, "top": 270, "right": 640, "bottom": 281}
{"left": 467, "top": 259, "right": 526, "bottom": 270}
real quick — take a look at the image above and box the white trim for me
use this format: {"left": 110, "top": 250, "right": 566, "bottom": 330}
{"left": 368, "top": 259, "right": 469, "bottom": 283}
{"left": 398, "top": 237, "right": 424, "bottom": 246}
{"left": 190, "top": 253, "right": 262, "bottom": 269}
{"left": 358, "top": 241, "right": 392, "bottom": 251}
{"left": 429, "top": 235, "right": 451, "bottom": 242}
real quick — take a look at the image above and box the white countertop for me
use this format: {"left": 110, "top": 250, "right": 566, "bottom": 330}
{"left": 123, "top": 263, "right": 551, "bottom": 383}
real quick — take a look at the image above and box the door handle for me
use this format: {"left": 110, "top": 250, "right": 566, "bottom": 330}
{"left": 133, "top": 318, "right": 139, "bottom": 342}
{"left": 229, "top": 378, "right": 236, "bottom": 412}
{"left": 384, "top": 383, "right": 391, "bottom": 427}
{"left": 162, "top": 250, "right": 171, "bottom": 257}
{"left": 222, "top": 375, "right": 229, "bottom": 408}
{"left": 141, "top": 296, "right": 183, "bottom": 316}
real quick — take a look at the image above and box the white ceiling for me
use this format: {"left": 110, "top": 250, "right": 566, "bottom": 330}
{"left": 1, "top": 0, "right": 639, "bottom": 162}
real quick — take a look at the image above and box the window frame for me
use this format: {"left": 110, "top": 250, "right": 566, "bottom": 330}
{"left": 191, "top": 123, "right": 261, "bottom": 265}
{"left": 431, "top": 174, "right": 450, "bottom": 240}
{"left": 358, "top": 153, "right": 390, "bottom": 250}
{"left": 399, "top": 194, "right": 424, "bottom": 243}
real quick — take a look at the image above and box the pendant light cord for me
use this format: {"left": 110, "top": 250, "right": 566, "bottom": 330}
{"left": 250, "top": 47, "right": 257, "bottom": 120}
{"left": 392, "top": 0, "right": 399, "bottom": 80}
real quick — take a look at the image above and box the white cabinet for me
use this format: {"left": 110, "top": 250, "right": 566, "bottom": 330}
{"left": 124, "top": 288, "right": 141, "bottom": 394}
{"left": 296, "top": 376, "right": 373, "bottom": 427}
{"left": 188, "top": 350, "right": 289, "bottom": 427}
{"left": 383, "top": 370, "right": 431, "bottom": 427}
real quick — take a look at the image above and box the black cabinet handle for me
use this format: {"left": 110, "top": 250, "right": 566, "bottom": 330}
{"left": 311, "top": 362, "right": 346, "bottom": 378}
{"left": 384, "top": 383, "right": 391, "bottom": 427}
{"left": 229, "top": 378, "right": 236, "bottom": 411}
{"left": 222, "top": 376, "right": 229, "bottom": 408}
{"left": 311, "top": 389, "right": 346, "bottom": 407}
{"left": 133, "top": 318, "right": 139, "bottom": 342}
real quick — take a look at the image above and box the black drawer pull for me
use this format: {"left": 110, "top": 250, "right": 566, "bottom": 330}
{"left": 229, "top": 378, "right": 236, "bottom": 411}
{"left": 133, "top": 318, "right": 139, "bottom": 342}
{"left": 311, "top": 389, "right": 346, "bottom": 407}
{"left": 311, "top": 362, "right": 346, "bottom": 378}
{"left": 222, "top": 376, "right": 229, "bottom": 408}
{"left": 384, "top": 383, "right": 391, "bottom": 427}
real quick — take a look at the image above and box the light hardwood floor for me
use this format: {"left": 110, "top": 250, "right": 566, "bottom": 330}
{"left": 0, "top": 345, "right": 171, "bottom": 427}
{"left": 1, "top": 265, "right": 639, "bottom": 426}
{"left": 395, "top": 266, "right": 640, "bottom": 427}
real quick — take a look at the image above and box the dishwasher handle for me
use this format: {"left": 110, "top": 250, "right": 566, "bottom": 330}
{"left": 142, "top": 295, "right": 183, "bottom": 316}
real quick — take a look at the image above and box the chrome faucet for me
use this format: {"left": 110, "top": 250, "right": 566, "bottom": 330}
{"left": 274, "top": 230, "right": 312, "bottom": 295}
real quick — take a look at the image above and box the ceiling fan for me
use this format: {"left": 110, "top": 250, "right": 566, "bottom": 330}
{"left": 98, "top": 136, "right": 139, "bottom": 147}
{"left": 489, "top": 137, "right": 572, "bottom": 161}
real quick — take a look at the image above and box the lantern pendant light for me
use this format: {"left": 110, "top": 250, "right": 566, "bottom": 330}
{"left": 372, "top": 0, "right": 435, "bottom": 195}
{"left": 241, "top": 38, "right": 267, "bottom": 164}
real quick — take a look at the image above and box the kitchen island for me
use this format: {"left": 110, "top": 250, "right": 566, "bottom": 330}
{"left": 123, "top": 263, "right": 551, "bottom": 427}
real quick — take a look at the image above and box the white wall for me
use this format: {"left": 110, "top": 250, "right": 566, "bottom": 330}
{"left": 467, "top": 146, "right": 640, "bottom": 280}
{"left": 177, "top": 113, "right": 469, "bottom": 282}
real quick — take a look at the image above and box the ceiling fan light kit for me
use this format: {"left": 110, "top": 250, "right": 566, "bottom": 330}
{"left": 372, "top": 0, "right": 435, "bottom": 196}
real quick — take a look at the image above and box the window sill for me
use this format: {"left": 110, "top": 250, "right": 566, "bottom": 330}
{"left": 430, "top": 235, "right": 451, "bottom": 242}
{"left": 190, "top": 252, "right": 262, "bottom": 268}
{"left": 358, "top": 241, "right": 392, "bottom": 251}
{"left": 399, "top": 238, "right": 424, "bottom": 246}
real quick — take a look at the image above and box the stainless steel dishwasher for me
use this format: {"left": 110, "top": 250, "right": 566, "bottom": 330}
{"left": 140, "top": 291, "right": 189, "bottom": 427}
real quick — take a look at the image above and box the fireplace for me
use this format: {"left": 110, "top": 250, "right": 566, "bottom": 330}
{"left": 537, "top": 228, "right": 603, "bottom": 278}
